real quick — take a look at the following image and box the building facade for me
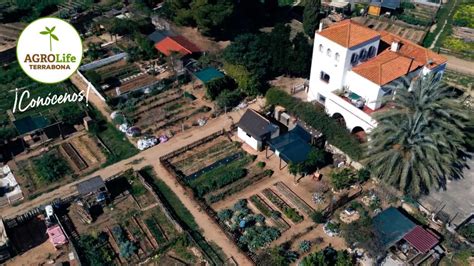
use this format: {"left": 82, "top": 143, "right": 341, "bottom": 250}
{"left": 308, "top": 20, "right": 447, "bottom": 134}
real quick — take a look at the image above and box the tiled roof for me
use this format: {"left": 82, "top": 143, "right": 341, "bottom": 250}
{"left": 380, "top": 31, "right": 447, "bottom": 69}
{"left": 238, "top": 109, "right": 276, "bottom": 141}
{"left": 317, "top": 20, "right": 380, "bottom": 48}
{"left": 403, "top": 226, "right": 439, "bottom": 253}
{"left": 154, "top": 36, "right": 201, "bottom": 56}
{"left": 351, "top": 50, "right": 422, "bottom": 85}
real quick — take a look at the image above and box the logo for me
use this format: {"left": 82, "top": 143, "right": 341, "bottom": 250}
{"left": 17, "top": 17, "right": 83, "bottom": 84}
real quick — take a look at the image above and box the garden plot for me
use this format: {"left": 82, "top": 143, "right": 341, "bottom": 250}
{"left": 353, "top": 17, "right": 427, "bottom": 44}
{"left": 126, "top": 86, "right": 212, "bottom": 137}
{"left": 12, "top": 147, "right": 74, "bottom": 200}
{"left": 69, "top": 177, "right": 199, "bottom": 265}
{"left": 164, "top": 135, "right": 272, "bottom": 200}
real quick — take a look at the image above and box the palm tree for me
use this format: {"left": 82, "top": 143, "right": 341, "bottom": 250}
{"left": 365, "top": 74, "right": 468, "bottom": 196}
{"left": 40, "top": 26, "right": 59, "bottom": 52}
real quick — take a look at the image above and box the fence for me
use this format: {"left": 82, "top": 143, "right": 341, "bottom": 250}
{"left": 135, "top": 171, "right": 183, "bottom": 233}
{"left": 159, "top": 128, "right": 259, "bottom": 264}
{"left": 79, "top": 52, "right": 128, "bottom": 72}
{"left": 76, "top": 70, "right": 106, "bottom": 102}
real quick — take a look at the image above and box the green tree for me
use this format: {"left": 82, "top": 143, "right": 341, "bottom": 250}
{"left": 215, "top": 89, "right": 242, "bottom": 109}
{"left": 223, "top": 63, "right": 261, "bottom": 96}
{"left": 33, "top": 152, "right": 71, "bottom": 184}
{"left": 58, "top": 105, "right": 85, "bottom": 125}
{"left": 191, "top": 0, "right": 235, "bottom": 36}
{"left": 205, "top": 76, "right": 237, "bottom": 100}
{"left": 268, "top": 24, "right": 292, "bottom": 75}
{"left": 303, "top": 0, "right": 322, "bottom": 36}
{"left": 290, "top": 33, "right": 312, "bottom": 77}
{"left": 365, "top": 75, "right": 468, "bottom": 196}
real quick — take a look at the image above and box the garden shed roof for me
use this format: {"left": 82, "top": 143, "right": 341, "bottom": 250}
{"left": 238, "top": 109, "right": 278, "bottom": 141}
{"left": 268, "top": 125, "right": 312, "bottom": 163}
{"left": 154, "top": 36, "right": 201, "bottom": 56}
{"left": 194, "top": 67, "right": 225, "bottom": 83}
{"left": 76, "top": 176, "right": 105, "bottom": 196}
{"left": 403, "top": 226, "right": 439, "bottom": 253}
{"left": 373, "top": 207, "right": 416, "bottom": 249}
{"left": 13, "top": 115, "right": 49, "bottom": 135}
{"left": 370, "top": 0, "right": 400, "bottom": 9}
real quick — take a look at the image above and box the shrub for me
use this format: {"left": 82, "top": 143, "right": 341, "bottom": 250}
{"left": 33, "top": 152, "right": 71, "bottom": 184}
{"left": 218, "top": 209, "right": 234, "bottom": 221}
{"left": 263, "top": 169, "right": 274, "bottom": 176}
{"left": 310, "top": 211, "right": 326, "bottom": 224}
{"left": 216, "top": 89, "right": 242, "bottom": 109}
{"left": 283, "top": 207, "right": 303, "bottom": 223}
{"left": 266, "top": 88, "right": 363, "bottom": 159}
{"left": 458, "top": 223, "right": 474, "bottom": 243}
{"left": 330, "top": 168, "right": 356, "bottom": 190}
{"left": 256, "top": 161, "right": 266, "bottom": 168}
{"left": 299, "top": 240, "right": 312, "bottom": 253}
{"left": 357, "top": 168, "right": 371, "bottom": 182}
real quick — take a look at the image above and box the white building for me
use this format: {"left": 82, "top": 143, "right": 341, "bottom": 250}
{"left": 237, "top": 109, "right": 280, "bottom": 151}
{"left": 308, "top": 20, "right": 447, "bottom": 136}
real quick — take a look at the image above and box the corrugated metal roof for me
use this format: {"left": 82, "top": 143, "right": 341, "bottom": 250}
{"left": 403, "top": 226, "right": 439, "bottom": 253}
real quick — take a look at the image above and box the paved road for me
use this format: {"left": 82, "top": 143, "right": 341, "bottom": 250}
{"left": 1, "top": 104, "right": 255, "bottom": 265}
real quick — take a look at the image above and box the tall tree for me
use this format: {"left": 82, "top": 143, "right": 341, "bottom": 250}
{"left": 290, "top": 32, "right": 312, "bottom": 77}
{"left": 365, "top": 75, "right": 468, "bottom": 196}
{"left": 191, "top": 0, "right": 235, "bottom": 36}
{"left": 303, "top": 0, "right": 322, "bottom": 37}
{"left": 268, "top": 24, "right": 292, "bottom": 75}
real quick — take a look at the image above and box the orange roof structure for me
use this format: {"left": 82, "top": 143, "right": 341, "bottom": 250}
{"left": 154, "top": 36, "right": 201, "bottom": 56}
{"left": 352, "top": 50, "right": 422, "bottom": 85}
{"left": 317, "top": 20, "right": 380, "bottom": 48}
{"left": 380, "top": 31, "right": 447, "bottom": 69}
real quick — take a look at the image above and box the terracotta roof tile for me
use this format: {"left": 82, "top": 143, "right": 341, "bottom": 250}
{"left": 380, "top": 31, "right": 447, "bottom": 69}
{"left": 154, "top": 36, "right": 200, "bottom": 56}
{"left": 351, "top": 50, "right": 423, "bottom": 85}
{"left": 317, "top": 19, "right": 380, "bottom": 48}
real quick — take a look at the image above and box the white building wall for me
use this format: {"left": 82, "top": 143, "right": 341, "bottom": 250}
{"left": 325, "top": 92, "right": 377, "bottom": 132}
{"left": 237, "top": 127, "right": 261, "bottom": 151}
{"left": 344, "top": 71, "right": 382, "bottom": 110}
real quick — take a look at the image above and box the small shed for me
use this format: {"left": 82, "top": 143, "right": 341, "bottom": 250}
{"left": 76, "top": 176, "right": 108, "bottom": 203}
{"left": 373, "top": 207, "right": 416, "bottom": 249}
{"left": 237, "top": 109, "right": 280, "bottom": 151}
{"left": 154, "top": 35, "right": 201, "bottom": 56}
{"left": 47, "top": 224, "right": 68, "bottom": 248}
{"left": 368, "top": 0, "right": 401, "bottom": 15}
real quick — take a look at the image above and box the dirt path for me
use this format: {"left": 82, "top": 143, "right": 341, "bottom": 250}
{"left": 1, "top": 105, "right": 257, "bottom": 265}
{"left": 445, "top": 54, "right": 474, "bottom": 76}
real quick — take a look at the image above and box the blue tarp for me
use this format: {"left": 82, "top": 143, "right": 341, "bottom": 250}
{"left": 194, "top": 67, "right": 225, "bottom": 83}
{"left": 269, "top": 125, "right": 312, "bottom": 164}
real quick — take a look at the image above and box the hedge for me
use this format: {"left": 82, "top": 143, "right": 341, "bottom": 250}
{"left": 265, "top": 88, "right": 363, "bottom": 160}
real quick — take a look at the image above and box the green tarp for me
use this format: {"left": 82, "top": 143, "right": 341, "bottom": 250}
{"left": 13, "top": 115, "right": 49, "bottom": 135}
{"left": 194, "top": 67, "right": 224, "bottom": 83}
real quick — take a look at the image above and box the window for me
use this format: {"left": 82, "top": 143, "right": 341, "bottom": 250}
{"left": 335, "top": 52, "right": 340, "bottom": 62}
{"left": 359, "top": 49, "right": 367, "bottom": 61}
{"left": 318, "top": 94, "right": 326, "bottom": 104}
{"left": 320, "top": 71, "right": 330, "bottom": 83}
{"left": 327, "top": 48, "right": 332, "bottom": 57}
{"left": 368, "top": 46, "right": 376, "bottom": 58}
{"left": 350, "top": 53, "right": 359, "bottom": 65}
{"left": 319, "top": 44, "right": 323, "bottom": 52}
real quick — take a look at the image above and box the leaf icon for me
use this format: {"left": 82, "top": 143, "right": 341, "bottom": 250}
{"left": 40, "top": 25, "right": 59, "bottom": 51}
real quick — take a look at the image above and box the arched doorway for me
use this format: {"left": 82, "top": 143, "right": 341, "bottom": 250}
{"left": 332, "top": 113, "right": 346, "bottom": 128}
{"left": 352, "top": 126, "right": 367, "bottom": 143}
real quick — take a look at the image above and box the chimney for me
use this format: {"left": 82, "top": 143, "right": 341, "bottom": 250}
{"left": 390, "top": 41, "right": 399, "bottom": 52}
{"left": 318, "top": 22, "right": 323, "bottom": 33}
